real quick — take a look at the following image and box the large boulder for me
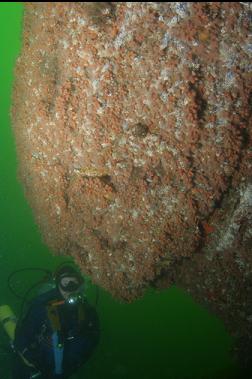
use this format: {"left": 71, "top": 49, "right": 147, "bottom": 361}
{"left": 12, "top": 2, "right": 251, "bottom": 367}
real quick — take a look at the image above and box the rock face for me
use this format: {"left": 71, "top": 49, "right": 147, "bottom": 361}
{"left": 12, "top": 2, "right": 251, "bottom": 367}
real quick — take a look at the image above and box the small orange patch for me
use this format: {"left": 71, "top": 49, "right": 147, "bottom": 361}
{"left": 202, "top": 222, "right": 215, "bottom": 234}
{"left": 199, "top": 31, "right": 209, "bottom": 42}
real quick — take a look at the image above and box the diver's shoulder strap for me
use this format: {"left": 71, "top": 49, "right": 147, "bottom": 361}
{"left": 78, "top": 302, "right": 85, "bottom": 323}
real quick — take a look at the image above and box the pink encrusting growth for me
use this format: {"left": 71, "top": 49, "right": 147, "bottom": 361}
{"left": 12, "top": 2, "right": 252, "bottom": 365}
{"left": 12, "top": 2, "right": 251, "bottom": 296}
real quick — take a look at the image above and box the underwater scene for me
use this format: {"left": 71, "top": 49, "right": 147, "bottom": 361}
{"left": 0, "top": 3, "right": 251, "bottom": 379}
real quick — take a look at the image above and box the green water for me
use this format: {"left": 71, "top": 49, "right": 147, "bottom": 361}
{"left": 0, "top": 3, "right": 240, "bottom": 379}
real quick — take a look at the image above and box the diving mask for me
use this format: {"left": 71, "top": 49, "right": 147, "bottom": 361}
{"left": 59, "top": 278, "right": 81, "bottom": 292}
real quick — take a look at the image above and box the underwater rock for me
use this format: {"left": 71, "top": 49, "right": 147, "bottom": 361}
{"left": 12, "top": 1, "right": 251, "bottom": 367}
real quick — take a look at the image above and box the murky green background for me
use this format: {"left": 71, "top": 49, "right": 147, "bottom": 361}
{"left": 0, "top": 3, "right": 240, "bottom": 379}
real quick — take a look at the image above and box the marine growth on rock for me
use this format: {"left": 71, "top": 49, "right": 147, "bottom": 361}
{"left": 12, "top": 3, "right": 252, "bottom": 363}
{"left": 12, "top": 2, "right": 251, "bottom": 297}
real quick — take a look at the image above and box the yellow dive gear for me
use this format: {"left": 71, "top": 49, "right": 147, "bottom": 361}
{"left": 0, "top": 304, "right": 17, "bottom": 342}
{"left": 0, "top": 304, "right": 37, "bottom": 368}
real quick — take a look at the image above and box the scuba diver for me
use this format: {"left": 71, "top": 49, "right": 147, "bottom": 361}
{"left": 5, "top": 265, "right": 100, "bottom": 379}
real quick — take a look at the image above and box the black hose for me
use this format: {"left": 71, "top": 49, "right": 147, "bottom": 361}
{"left": 7, "top": 268, "right": 52, "bottom": 299}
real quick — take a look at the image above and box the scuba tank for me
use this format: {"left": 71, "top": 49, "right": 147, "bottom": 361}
{"left": 0, "top": 305, "right": 17, "bottom": 343}
{"left": 0, "top": 305, "right": 42, "bottom": 378}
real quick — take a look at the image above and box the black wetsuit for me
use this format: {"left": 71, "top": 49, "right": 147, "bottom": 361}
{"left": 12, "top": 289, "right": 100, "bottom": 379}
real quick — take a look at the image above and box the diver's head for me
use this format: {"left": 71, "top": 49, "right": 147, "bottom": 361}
{"left": 55, "top": 265, "right": 84, "bottom": 304}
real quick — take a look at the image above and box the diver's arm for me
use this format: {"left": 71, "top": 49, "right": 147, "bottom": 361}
{"left": 14, "top": 299, "right": 45, "bottom": 365}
